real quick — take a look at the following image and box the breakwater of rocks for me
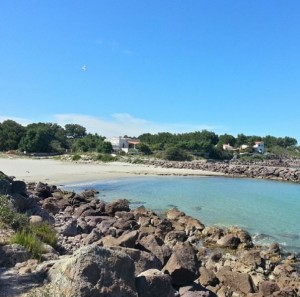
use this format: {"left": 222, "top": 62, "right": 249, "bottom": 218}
{"left": 0, "top": 173, "right": 299, "bottom": 296}
{"left": 146, "top": 160, "right": 300, "bottom": 183}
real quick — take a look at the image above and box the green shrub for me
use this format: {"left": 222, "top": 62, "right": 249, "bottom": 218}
{"left": 72, "top": 154, "right": 81, "bottom": 161}
{"left": 0, "top": 195, "right": 29, "bottom": 229}
{"left": 29, "top": 222, "right": 57, "bottom": 247}
{"left": 11, "top": 230, "right": 45, "bottom": 259}
{"left": 164, "top": 147, "right": 192, "bottom": 161}
{"left": 96, "top": 154, "right": 117, "bottom": 162}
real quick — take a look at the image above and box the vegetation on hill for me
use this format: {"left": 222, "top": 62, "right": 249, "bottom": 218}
{"left": 0, "top": 119, "right": 299, "bottom": 161}
{"left": 139, "top": 131, "right": 300, "bottom": 161}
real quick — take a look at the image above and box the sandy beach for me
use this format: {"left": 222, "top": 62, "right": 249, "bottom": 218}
{"left": 0, "top": 157, "right": 224, "bottom": 185}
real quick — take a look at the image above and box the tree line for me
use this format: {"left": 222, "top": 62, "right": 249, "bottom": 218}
{"left": 0, "top": 119, "right": 298, "bottom": 160}
{"left": 0, "top": 120, "right": 112, "bottom": 154}
{"left": 138, "top": 131, "right": 298, "bottom": 160}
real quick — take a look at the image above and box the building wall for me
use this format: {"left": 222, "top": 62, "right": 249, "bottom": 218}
{"left": 106, "top": 137, "right": 129, "bottom": 150}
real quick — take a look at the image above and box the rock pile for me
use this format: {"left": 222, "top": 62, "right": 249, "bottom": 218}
{"left": 147, "top": 160, "right": 300, "bottom": 183}
{"left": 0, "top": 174, "right": 299, "bottom": 296}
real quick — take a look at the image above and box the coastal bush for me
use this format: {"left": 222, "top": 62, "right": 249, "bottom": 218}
{"left": 29, "top": 222, "right": 57, "bottom": 247}
{"left": 96, "top": 154, "right": 117, "bottom": 162}
{"left": 136, "top": 142, "right": 152, "bottom": 155}
{"left": 0, "top": 195, "right": 29, "bottom": 229}
{"left": 72, "top": 154, "right": 81, "bottom": 161}
{"left": 165, "top": 147, "right": 192, "bottom": 161}
{"left": 11, "top": 230, "right": 45, "bottom": 259}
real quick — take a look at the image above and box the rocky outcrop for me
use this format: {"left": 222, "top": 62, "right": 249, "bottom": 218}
{"left": 0, "top": 244, "right": 31, "bottom": 267}
{"left": 0, "top": 173, "right": 299, "bottom": 297}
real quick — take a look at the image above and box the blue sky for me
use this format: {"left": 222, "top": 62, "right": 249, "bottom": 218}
{"left": 0, "top": 1, "right": 299, "bottom": 141}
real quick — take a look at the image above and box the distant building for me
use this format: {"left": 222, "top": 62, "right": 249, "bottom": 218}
{"left": 223, "top": 144, "right": 238, "bottom": 151}
{"left": 106, "top": 136, "right": 140, "bottom": 153}
{"left": 240, "top": 144, "right": 249, "bottom": 150}
{"left": 253, "top": 141, "right": 265, "bottom": 154}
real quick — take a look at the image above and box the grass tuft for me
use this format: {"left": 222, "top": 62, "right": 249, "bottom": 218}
{"left": 11, "top": 230, "right": 45, "bottom": 259}
{"left": 0, "top": 195, "right": 29, "bottom": 229}
{"left": 29, "top": 222, "right": 57, "bottom": 247}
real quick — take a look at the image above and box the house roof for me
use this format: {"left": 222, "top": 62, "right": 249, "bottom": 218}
{"left": 127, "top": 140, "right": 140, "bottom": 145}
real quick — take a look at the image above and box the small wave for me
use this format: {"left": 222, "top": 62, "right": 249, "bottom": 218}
{"left": 252, "top": 233, "right": 278, "bottom": 248}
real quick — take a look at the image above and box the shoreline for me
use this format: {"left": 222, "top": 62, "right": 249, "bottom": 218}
{"left": 0, "top": 157, "right": 224, "bottom": 184}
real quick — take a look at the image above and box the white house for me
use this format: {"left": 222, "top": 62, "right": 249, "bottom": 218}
{"left": 106, "top": 136, "right": 140, "bottom": 153}
{"left": 253, "top": 141, "right": 265, "bottom": 154}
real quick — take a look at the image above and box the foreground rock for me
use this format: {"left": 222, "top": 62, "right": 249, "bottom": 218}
{"left": 136, "top": 269, "right": 175, "bottom": 297}
{"left": 48, "top": 245, "right": 138, "bottom": 297}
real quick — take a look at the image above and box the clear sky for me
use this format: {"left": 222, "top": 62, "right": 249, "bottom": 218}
{"left": 1, "top": 1, "right": 300, "bottom": 141}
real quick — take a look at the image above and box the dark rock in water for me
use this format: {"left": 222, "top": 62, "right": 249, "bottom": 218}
{"left": 192, "top": 206, "right": 202, "bottom": 211}
{"left": 279, "top": 233, "right": 300, "bottom": 240}
{"left": 129, "top": 201, "right": 146, "bottom": 206}
{"left": 167, "top": 204, "right": 178, "bottom": 208}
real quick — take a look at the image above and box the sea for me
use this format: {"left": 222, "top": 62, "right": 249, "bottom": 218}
{"left": 65, "top": 176, "right": 300, "bottom": 254}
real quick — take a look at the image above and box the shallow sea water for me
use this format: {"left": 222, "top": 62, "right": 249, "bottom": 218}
{"left": 65, "top": 176, "right": 300, "bottom": 253}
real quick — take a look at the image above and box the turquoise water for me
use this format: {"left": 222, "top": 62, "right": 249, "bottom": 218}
{"left": 66, "top": 176, "right": 300, "bottom": 253}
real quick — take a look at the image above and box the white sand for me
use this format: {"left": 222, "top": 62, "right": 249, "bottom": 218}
{"left": 0, "top": 157, "right": 224, "bottom": 185}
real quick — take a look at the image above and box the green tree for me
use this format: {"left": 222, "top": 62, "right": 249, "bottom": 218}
{"left": 97, "top": 141, "right": 113, "bottom": 153}
{"left": 217, "top": 134, "right": 236, "bottom": 147}
{"left": 136, "top": 142, "right": 152, "bottom": 155}
{"left": 65, "top": 124, "right": 87, "bottom": 139}
{"left": 235, "top": 134, "right": 248, "bottom": 146}
{"left": 262, "top": 135, "right": 277, "bottom": 147}
{"left": 0, "top": 120, "right": 25, "bottom": 151}
{"left": 19, "top": 123, "right": 66, "bottom": 153}
{"left": 277, "top": 136, "right": 297, "bottom": 148}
